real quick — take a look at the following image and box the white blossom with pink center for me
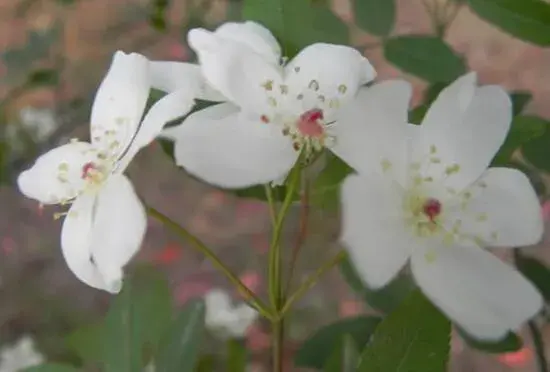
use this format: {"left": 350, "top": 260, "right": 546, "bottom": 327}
{"left": 339, "top": 73, "right": 544, "bottom": 340}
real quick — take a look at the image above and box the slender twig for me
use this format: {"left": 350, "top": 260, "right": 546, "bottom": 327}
{"left": 271, "top": 319, "right": 284, "bottom": 372}
{"left": 280, "top": 251, "right": 346, "bottom": 317}
{"left": 529, "top": 320, "right": 549, "bottom": 372}
{"left": 264, "top": 184, "right": 277, "bottom": 226}
{"left": 146, "top": 205, "right": 274, "bottom": 320}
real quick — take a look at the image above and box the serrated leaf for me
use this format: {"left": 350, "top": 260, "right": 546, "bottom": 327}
{"left": 492, "top": 115, "right": 547, "bottom": 166}
{"left": 353, "top": 0, "right": 396, "bottom": 36}
{"left": 458, "top": 329, "right": 522, "bottom": 353}
{"left": 384, "top": 36, "right": 466, "bottom": 83}
{"left": 468, "top": 0, "right": 550, "bottom": 46}
{"left": 296, "top": 316, "right": 381, "bottom": 369}
{"left": 515, "top": 254, "right": 550, "bottom": 302}
{"left": 154, "top": 299, "right": 206, "bottom": 372}
{"left": 22, "top": 364, "right": 79, "bottom": 372}
{"left": 521, "top": 117, "right": 550, "bottom": 172}
{"left": 339, "top": 253, "right": 415, "bottom": 313}
{"left": 357, "top": 290, "right": 451, "bottom": 372}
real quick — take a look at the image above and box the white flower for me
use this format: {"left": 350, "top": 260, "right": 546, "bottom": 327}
{"left": 0, "top": 336, "right": 44, "bottom": 372}
{"left": 204, "top": 288, "right": 258, "bottom": 339}
{"left": 17, "top": 51, "right": 196, "bottom": 293}
{"left": 339, "top": 73, "right": 544, "bottom": 340}
{"left": 152, "top": 21, "right": 376, "bottom": 188}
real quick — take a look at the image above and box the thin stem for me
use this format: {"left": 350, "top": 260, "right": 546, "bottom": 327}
{"left": 280, "top": 251, "right": 346, "bottom": 317}
{"left": 268, "top": 165, "right": 301, "bottom": 308}
{"left": 264, "top": 184, "right": 277, "bottom": 226}
{"left": 284, "top": 177, "right": 310, "bottom": 296}
{"left": 271, "top": 319, "right": 284, "bottom": 372}
{"left": 147, "top": 205, "right": 274, "bottom": 320}
{"left": 529, "top": 320, "right": 548, "bottom": 372}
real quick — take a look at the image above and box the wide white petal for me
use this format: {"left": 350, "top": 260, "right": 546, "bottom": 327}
{"left": 188, "top": 28, "right": 282, "bottom": 113}
{"left": 60, "top": 193, "right": 106, "bottom": 291}
{"left": 214, "top": 21, "right": 281, "bottom": 65}
{"left": 331, "top": 81, "right": 411, "bottom": 185}
{"left": 446, "top": 167, "right": 543, "bottom": 247}
{"left": 149, "top": 61, "right": 226, "bottom": 101}
{"left": 90, "top": 174, "right": 146, "bottom": 291}
{"left": 340, "top": 173, "right": 414, "bottom": 289}
{"left": 411, "top": 73, "right": 512, "bottom": 193}
{"left": 412, "top": 244, "right": 542, "bottom": 340}
{"left": 163, "top": 103, "right": 298, "bottom": 188}
{"left": 90, "top": 51, "right": 150, "bottom": 157}
{"left": 117, "top": 88, "right": 196, "bottom": 172}
{"left": 283, "top": 43, "right": 376, "bottom": 119}
{"left": 17, "top": 142, "right": 98, "bottom": 204}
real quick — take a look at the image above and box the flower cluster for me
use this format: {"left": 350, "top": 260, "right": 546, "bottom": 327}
{"left": 17, "top": 21, "right": 544, "bottom": 341}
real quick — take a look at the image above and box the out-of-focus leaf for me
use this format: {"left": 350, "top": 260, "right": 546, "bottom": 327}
{"left": 353, "top": 0, "right": 396, "bottom": 36}
{"left": 227, "top": 339, "right": 247, "bottom": 372}
{"left": 65, "top": 323, "right": 104, "bottom": 363}
{"left": 468, "top": 0, "right": 550, "bottom": 46}
{"left": 516, "top": 254, "right": 550, "bottom": 302}
{"left": 357, "top": 290, "right": 451, "bottom": 372}
{"left": 311, "top": 152, "right": 354, "bottom": 210}
{"left": 511, "top": 92, "right": 532, "bottom": 116}
{"left": 323, "top": 335, "right": 361, "bottom": 372}
{"left": 243, "top": 0, "right": 348, "bottom": 58}
{"left": 458, "top": 329, "right": 522, "bottom": 353}
{"left": 522, "top": 117, "right": 550, "bottom": 172}
{"left": 492, "top": 115, "right": 547, "bottom": 166}
{"left": 22, "top": 364, "right": 79, "bottom": 372}
{"left": 154, "top": 299, "right": 206, "bottom": 372}
{"left": 340, "top": 253, "right": 415, "bottom": 313}
{"left": 27, "top": 69, "right": 59, "bottom": 87}
{"left": 384, "top": 36, "right": 466, "bottom": 83}
{"left": 295, "top": 316, "right": 381, "bottom": 369}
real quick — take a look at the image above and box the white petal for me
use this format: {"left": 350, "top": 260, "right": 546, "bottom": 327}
{"left": 214, "top": 21, "right": 281, "bottom": 65}
{"left": 90, "top": 51, "right": 150, "bottom": 157}
{"left": 17, "top": 142, "right": 98, "bottom": 204}
{"left": 61, "top": 193, "right": 106, "bottom": 291}
{"left": 331, "top": 81, "right": 412, "bottom": 185}
{"left": 446, "top": 167, "right": 543, "bottom": 247}
{"left": 412, "top": 244, "right": 542, "bottom": 340}
{"left": 117, "top": 89, "right": 196, "bottom": 172}
{"left": 60, "top": 175, "right": 146, "bottom": 293}
{"left": 284, "top": 43, "right": 376, "bottom": 119}
{"left": 188, "top": 28, "right": 282, "bottom": 113}
{"left": 340, "top": 173, "right": 413, "bottom": 288}
{"left": 164, "top": 103, "right": 298, "bottom": 188}
{"left": 411, "top": 73, "right": 512, "bottom": 193}
{"left": 149, "top": 61, "right": 226, "bottom": 101}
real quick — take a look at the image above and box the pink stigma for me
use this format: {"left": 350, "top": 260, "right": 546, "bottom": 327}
{"left": 423, "top": 198, "right": 442, "bottom": 221}
{"left": 81, "top": 162, "right": 97, "bottom": 179}
{"left": 297, "top": 109, "right": 325, "bottom": 138}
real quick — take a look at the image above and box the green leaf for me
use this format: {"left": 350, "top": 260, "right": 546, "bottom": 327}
{"left": 295, "top": 316, "right": 381, "bottom": 369}
{"left": 243, "top": 0, "right": 348, "bottom": 58}
{"left": 155, "top": 299, "right": 206, "bottom": 372}
{"left": 27, "top": 69, "right": 59, "bottom": 87}
{"left": 458, "top": 329, "right": 522, "bottom": 353}
{"left": 515, "top": 254, "right": 550, "bottom": 302}
{"left": 491, "top": 115, "right": 547, "bottom": 166}
{"left": 510, "top": 92, "right": 532, "bottom": 116}
{"left": 311, "top": 152, "right": 354, "bottom": 210}
{"left": 102, "top": 268, "right": 173, "bottom": 371}
{"left": 357, "top": 290, "right": 451, "bottom": 372}
{"left": 353, "top": 0, "right": 396, "bottom": 36}
{"left": 227, "top": 339, "right": 247, "bottom": 372}
{"left": 384, "top": 36, "right": 466, "bottom": 83}
{"left": 65, "top": 323, "right": 104, "bottom": 363}
{"left": 323, "top": 335, "right": 361, "bottom": 372}
{"left": 522, "top": 117, "right": 550, "bottom": 172}
{"left": 22, "top": 364, "right": 79, "bottom": 372}
{"left": 340, "top": 253, "right": 415, "bottom": 313}
{"left": 468, "top": 0, "right": 550, "bottom": 46}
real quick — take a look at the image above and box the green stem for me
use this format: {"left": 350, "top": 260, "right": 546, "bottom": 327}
{"left": 264, "top": 184, "right": 277, "bottom": 226}
{"left": 268, "top": 165, "right": 301, "bottom": 308}
{"left": 147, "top": 205, "right": 274, "bottom": 320}
{"left": 529, "top": 320, "right": 549, "bottom": 372}
{"left": 279, "top": 251, "right": 346, "bottom": 317}
{"left": 271, "top": 319, "right": 284, "bottom": 372}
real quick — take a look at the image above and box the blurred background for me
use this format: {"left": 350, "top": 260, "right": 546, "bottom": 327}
{"left": 0, "top": 0, "right": 550, "bottom": 370}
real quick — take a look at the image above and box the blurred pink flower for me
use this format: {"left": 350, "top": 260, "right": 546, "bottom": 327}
{"left": 497, "top": 346, "right": 532, "bottom": 367}
{"left": 542, "top": 200, "right": 550, "bottom": 221}
{"left": 2, "top": 236, "right": 15, "bottom": 255}
{"left": 174, "top": 280, "right": 212, "bottom": 305}
{"left": 168, "top": 42, "right": 188, "bottom": 60}
{"left": 152, "top": 243, "right": 182, "bottom": 265}
{"left": 238, "top": 271, "right": 262, "bottom": 297}
{"left": 246, "top": 324, "right": 271, "bottom": 352}
{"left": 338, "top": 299, "right": 363, "bottom": 317}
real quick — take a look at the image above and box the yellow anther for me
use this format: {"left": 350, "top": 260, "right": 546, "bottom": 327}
{"left": 381, "top": 159, "right": 392, "bottom": 172}
{"left": 308, "top": 80, "right": 319, "bottom": 91}
{"left": 338, "top": 84, "right": 348, "bottom": 94}
{"left": 280, "top": 85, "right": 289, "bottom": 94}
{"left": 261, "top": 80, "right": 273, "bottom": 91}
{"left": 329, "top": 99, "right": 340, "bottom": 109}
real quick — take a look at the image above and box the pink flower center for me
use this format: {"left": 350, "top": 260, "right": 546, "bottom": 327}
{"left": 422, "top": 198, "right": 442, "bottom": 221}
{"left": 81, "top": 162, "right": 98, "bottom": 179}
{"left": 297, "top": 109, "right": 325, "bottom": 138}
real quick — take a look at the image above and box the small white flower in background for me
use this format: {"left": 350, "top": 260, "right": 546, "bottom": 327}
{"left": 144, "top": 362, "right": 156, "bottom": 372}
{"left": 0, "top": 336, "right": 44, "bottom": 372}
{"left": 204, "top": 288, "right": 258, "bottom": 339}
{"left": 339, "top": 72, "right": 544, "bottom": 340}
{"left": 17, "top": 51, "right": 196, "bottom": 293}
{"left": 153, "top": 21, "right": 377, "bottom": 188}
